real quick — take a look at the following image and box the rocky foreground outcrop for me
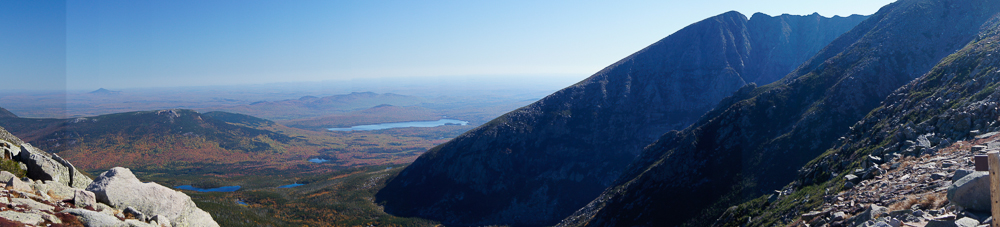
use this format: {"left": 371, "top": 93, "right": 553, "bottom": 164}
{"left": 0, "top": 127, "right": 218, "bottom": 226}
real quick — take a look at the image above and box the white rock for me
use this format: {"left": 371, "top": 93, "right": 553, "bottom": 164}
{"left": 74, "top": 189, "right": 97, "bottom": 208}
{"left": 0, "top": 171, "right": 16, "bottom": 183}
{"left": 956, "top": 217, "right": 980, "bottom": 227}
{"left": 6, "top": 177, "right": 31, "bottom": 192}
{"left": 150, "top": 214, "right": 173, "bottom": 227}
{"left": 62, "top": 208, "right": 128, "bottom": 227}
{"left": 86, "top": 167, "right": 219, "bottom": 227}
{"left": 0, "top": 210, "right": 44, "bottom": 225}
{"left": 11, "top": 197, "right": 54, "bottom": 211}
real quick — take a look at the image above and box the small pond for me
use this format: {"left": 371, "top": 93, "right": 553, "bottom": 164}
{"left": 175, "top": 185, "right": 241, "bottom": 192}
{"left": 278, "top": 183, "right": 304, "bottom": 188}
{"left": 328, "top": 119, "right": 468, "bottom": 131}
{"left": 308, "top": 158, "right": 329, "bottom": 163}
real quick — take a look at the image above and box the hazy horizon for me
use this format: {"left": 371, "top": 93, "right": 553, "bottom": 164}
{"left": 3, "top": 0, "right": 894, "bottom": 91}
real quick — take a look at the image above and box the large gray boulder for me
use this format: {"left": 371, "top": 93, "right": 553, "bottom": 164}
{"left": 947, "top": 171, "right": 991, "bottom": 211}
{"left": 15, "top": 144, "right": 92, "bottom": 189}
{"left": 86, "top": 167, "right": 219, "bottom": 227}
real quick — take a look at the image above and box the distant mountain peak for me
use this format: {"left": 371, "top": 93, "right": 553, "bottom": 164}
{"left": 88, "top": 88, "right": 121, "bottom": 95}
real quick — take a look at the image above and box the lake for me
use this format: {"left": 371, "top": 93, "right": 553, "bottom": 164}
{"left": 278, "top": 183, "right": 304, "bottom": 188}
{"left": 308, "top": 158, "right": 329, "bottom": 163}
{"left": 328, "top": 119, "right": 468, "bottom": 131}
{"left": 175, "top": 185, "right": 241, "bottom": 192}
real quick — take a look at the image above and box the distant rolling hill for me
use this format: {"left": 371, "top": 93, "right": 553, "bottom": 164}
{"left": 279, "top": 104, "right": 442, "bottom": 131}
{"left": 203, "top": 92, "right": 426, "bottom": 121}
{"left": 0, "top": 109, "right": 452, "bottom": 176}
{"left": 0, "top": 109, "right": 295, "bottom": 172}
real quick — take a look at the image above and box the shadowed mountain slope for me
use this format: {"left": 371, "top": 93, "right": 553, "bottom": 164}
{"left": 0, "top": 107, "right": 16, "bottom": 118}
{"left": 719, "top": 13, "right": 1000, "bottom": 226}
{"left": 559, "top": 0, "right": 1000, "bottom": 226}
{"left": 376, "top": 11, "right": 866, "bottom": 226}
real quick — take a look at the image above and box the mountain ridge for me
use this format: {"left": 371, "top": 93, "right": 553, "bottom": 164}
{"left": 560, "top": 0, "right": 1000, "bottom": 226}
{"left": 0, "top": 107, "right": 17, "bottom": 118}
{"left": 204, "top": 92, "right": 426, "bottom": 121}
{"left": 376, "top": 11, "right": 867, "bottom": 226}
{"left": 738, "top": 13, "right": 1000, "bottom": 226}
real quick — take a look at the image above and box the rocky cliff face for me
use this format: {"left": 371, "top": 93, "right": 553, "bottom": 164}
{"left": 559, "top": 0, "right": 1000, "bottom": 226}
{"left": 376, "top": 11, "right": 866, "bottom": 226}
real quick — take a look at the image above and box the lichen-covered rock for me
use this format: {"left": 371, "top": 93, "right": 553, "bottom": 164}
{"left": 15, "top": 143, "right": 92, "bottom": 189}
{"left": 34, "top": 180, "right": 79, "bottom": 200}
{"left": 11, "top": 197, "right": 54, "bottom": 211}
{"left": 0, "top": 171, "right": 16, "bottom": 184}
{"left": 0, "top": 211, "right": 44, "bottom": 225}
{"left": 74, "top": 189, "right": 97, "bottom": 208}
{"left": 7, "top": 176, "right": 32, "bottom": 192}
{"left": 947, "top": 171, "right": 990, "bottom": 211}
{"left": 87, "top": 167, "right": 219, "bottom": 227}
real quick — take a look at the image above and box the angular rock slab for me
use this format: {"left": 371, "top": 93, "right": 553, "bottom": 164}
{"left": 6, "top": 176, "right": 32, "bottom": 192}
{"left": 15, "top": 144, "right": 92, "bottom": 189}
{"left": 74, "top": 189, "right": 97, "bottom": 208}
{"left": 946, "top": 171, "right": 990, "bottom": 211}
{"left": 0, "top": 211, "right": 44, "bottom": 225}
{"left": 0, "top": 171, "right": 15, "bottom": 183}
{"left": 87, "top": 167, "right": 219, "bottom": 227}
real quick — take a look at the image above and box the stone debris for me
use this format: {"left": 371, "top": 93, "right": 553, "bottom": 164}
{"left": 790, "top": 133, "right": 1000, "bottom": 227}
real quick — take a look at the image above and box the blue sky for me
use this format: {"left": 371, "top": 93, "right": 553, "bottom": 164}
{"left": 2, "top": 0, "right": 895, "bottom": 91}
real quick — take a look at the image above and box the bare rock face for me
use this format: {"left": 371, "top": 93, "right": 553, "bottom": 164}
{"left": 15, "top": 143, "right": 92, "bottom": 189}
{"left": 86, "top": 167, "right": 219, "bottom": 227}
